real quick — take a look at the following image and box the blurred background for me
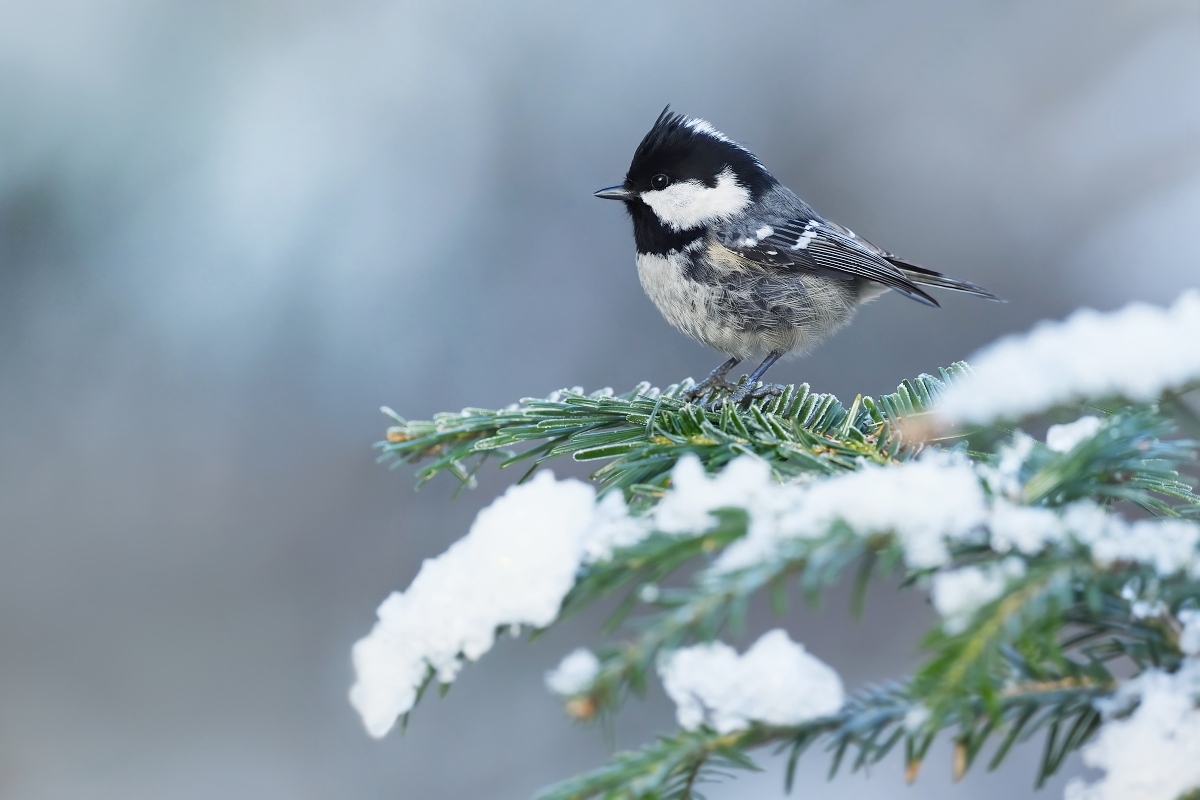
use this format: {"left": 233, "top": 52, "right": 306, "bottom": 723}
{"left": 2, "top": 0, "right": 1199, "bottom": 797}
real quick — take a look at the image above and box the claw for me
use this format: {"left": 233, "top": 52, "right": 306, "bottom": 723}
{"left": 751, "top": 383, "right": 786, "bottom": 399}
{"left": 704, "top": 377, "right": 780, "bottom": 410}
{"left": 681, "top": 378, "right": 738, "bottom": 403}
{"left": 681, "top": 357, "right": 743, "bottom": 404}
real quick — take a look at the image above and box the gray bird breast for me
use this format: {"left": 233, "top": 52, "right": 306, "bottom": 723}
{"left": 635, "top": 237, "right": 869, "bottom": 361}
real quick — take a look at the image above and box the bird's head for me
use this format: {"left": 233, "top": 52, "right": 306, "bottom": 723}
{"left": 595, "top": 107, "right": 775, "bottom": 237}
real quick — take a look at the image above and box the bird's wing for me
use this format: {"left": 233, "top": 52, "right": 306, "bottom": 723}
{"left": 721, "top": 217, "right": 939, "bottom": 307}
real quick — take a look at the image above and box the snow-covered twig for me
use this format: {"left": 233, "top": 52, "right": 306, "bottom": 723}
{"left": 938, "top": 291, "right": 1200, "bottom": 424}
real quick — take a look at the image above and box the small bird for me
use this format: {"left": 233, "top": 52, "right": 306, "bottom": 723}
{"left": 596, "top": 107, "right": 1000, "bottom": 406}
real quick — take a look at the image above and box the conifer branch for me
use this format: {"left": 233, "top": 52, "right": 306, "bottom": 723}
{"left": 535, "top": 680, "right": 1112, "bottom": 800}
{"left": 378, "top": 364, "right": 972, "bottom": 495}
{"left": 355, "top": 309, "right": 1200, "bottom": 799}
{"left": 1016, "top": 407, "right": 1197, "bottom": 513}
{"left": 567, "top": 525, "right": 875, "bottom": 720}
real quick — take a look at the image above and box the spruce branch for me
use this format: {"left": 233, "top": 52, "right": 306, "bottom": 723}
{"left": 358, "top": 351, "right": 1200, "bottom": 798}
{"left": 378, "top": 364, "right": 972, "bottom": 495}
{"left": 535, "top": 680, "right": 1112, "bottom": 800}
{"left": 556, "top": 523, "right": 1191, "bottom": 792}
{"left": 1018, "top": 408, "right": 1197, "bottom": 513}
{"left": 568, "top": 525, "right": 874, "bottom": 720}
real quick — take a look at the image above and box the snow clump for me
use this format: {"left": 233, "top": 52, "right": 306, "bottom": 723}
{"left": 1064, "top": 661, "right": 1200, "bottom": 800}
{"left": 545, "top": 648, "right": 601, "bottom": 696}
{"left": 938, "top": 290, "right": 1200, "bottom": 424}
{"left": 658, "top": 629, "right": 844, "bottom": 733}
{"left": 349, "top": 471, "right": 641, "bottom": 738}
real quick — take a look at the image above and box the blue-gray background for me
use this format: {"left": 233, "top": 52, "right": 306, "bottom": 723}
{"left": 2, "top": 1, "right": 1199, "bottom": 797}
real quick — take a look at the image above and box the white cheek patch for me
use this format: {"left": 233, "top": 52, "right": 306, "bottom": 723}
{"left": 640, "top": 168, "right": 752, "bottom": 231}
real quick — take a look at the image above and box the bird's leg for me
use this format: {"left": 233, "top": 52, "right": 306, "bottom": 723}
{"left": 714, "top": 351, "right": 785, "bottom": 408}
{"left": 681, "top": 356, "right": 741, "bottom": 402}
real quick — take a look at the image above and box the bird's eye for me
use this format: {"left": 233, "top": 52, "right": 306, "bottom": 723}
{"left": 651, "top": 174, "right": 670, "bottom": 190}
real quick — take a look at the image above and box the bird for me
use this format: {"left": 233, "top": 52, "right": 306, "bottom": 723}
{"left": 595, "top": 107, "right": 1000, "bottom": 407}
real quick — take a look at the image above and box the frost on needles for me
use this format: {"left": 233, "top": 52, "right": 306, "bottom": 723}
{"left": 354, "top": 289, "right": 1200, "bottom": 800}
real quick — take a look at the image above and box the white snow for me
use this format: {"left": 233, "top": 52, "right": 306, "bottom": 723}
{"left": 1064, "top": 661, "right": 1200, "bottom": 800}
{"left": 1121, "top": 579, "right": 1167, "bottom": 620}
{"left": 989, "top": 499, "right": 1200, "bottom": 576}
{"left": 350, "top": 471, "right": 638, "bottom": 738}
{"left": 581, "top": 489, "right": 651, "bottom": 563}
{"left": 938, "top": 290, "right": 1200, "bottom": 424}
{"left": 654, "top": 454, "right": 794, "bottom": 537}
{"left": 1069, "top": 503, "right": 1200, "bottom": 577}
{"left": 1179, "top": 610, "right": 1200, "bottom": 657}
{"left": 715, "top": 450, "right": 988, "bottom": 572}
{"left": 1131, "top": 599, "right": 1167, "bottom": 620}
{"left": 755, "top": 225, "right": 774, "bottom": 239}
{"left": 800, "top": 451, "right": 988, "bottom": 569}
{"left": 930, "top": 558, "right": 1027, "bottom": 634}
{"left": 638, "top": 583, "right": 660, "bottom": 603}
{"left": 975, "top": 437, "right": 1200, "bottom": 573}
{"left": 658, "top": 629, "right": 844, "bottom": 733}
{"left": 988, "top": 500, "right": 1066, "bottom": 554}
{"left": 903, "top": 704, "right": 931, "bottom": 732}
{"left": 650, "top": 446, "right": 1198, "bottom": 581}
{"left": 979, "top": 433, "right": 1035, "bottom": 500}
{"left": 1046, "top": 415, "right": 1106, "bottom": 453}
{"left": 545, "top": 648, "right": 601, "bottom": 696}
{"left": 353, "top": 404, "right": 1200, "bottom": 742}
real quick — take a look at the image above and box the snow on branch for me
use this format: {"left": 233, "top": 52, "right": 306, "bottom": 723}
{"left": 349, "top": 471, "right": 642, "bottom": 737}
{"left": 356, "top": 289, "right": 1200, "bottom": 800}
{"left": 1065, "top": 662, "right": 1200, "bottom": 800}
{"left": 938, "top": 290, "right": 1200, "bottom": 424}
{"left": 658, "top": 629, "right": 844, "bottom": 734}
{"left": 712, "top": 449, "right": 987, "bottom": 572}
{"left": 353, "top": 423, "right": 1198, "bottom": 738}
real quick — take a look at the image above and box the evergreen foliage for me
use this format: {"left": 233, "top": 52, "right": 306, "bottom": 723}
{"left": 369, "top": 357, "right": 1200, "bottom": 800}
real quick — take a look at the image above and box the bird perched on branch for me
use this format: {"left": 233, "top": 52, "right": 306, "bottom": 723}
{"left": 596, "top": 107, "right": 1000, "bottom": 407}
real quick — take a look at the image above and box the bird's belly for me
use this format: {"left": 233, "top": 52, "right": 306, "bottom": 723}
{"left": 634, "top": 251, "right": 859, "bottom": 360}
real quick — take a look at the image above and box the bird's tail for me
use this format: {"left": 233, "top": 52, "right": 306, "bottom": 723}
{"left": 886, "top": 257, "right": 1003, "bottom": 302}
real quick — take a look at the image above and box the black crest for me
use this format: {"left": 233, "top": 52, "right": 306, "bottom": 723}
{"left": 625, "top": 106, "right": 773, "bottom": 197}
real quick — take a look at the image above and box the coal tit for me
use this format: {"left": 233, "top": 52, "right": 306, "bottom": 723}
{"left": 596, "top": 107, "right": 1000, "bottom": 406}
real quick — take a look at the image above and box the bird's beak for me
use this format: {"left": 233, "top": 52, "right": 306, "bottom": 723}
{"left": 594, "top": 185, "right": 635, "bottom": 201}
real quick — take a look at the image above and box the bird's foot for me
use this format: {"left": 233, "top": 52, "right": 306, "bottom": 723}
{"left": 750, "top": 382, "right": 787, "bottom": 399}
{"left": 705, "top": 379, "right": 785, "bottom": 411}
{"left": 681, "top": 377, "right": 738, "bottom": 403}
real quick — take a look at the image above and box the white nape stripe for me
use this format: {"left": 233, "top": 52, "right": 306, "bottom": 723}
{"left": 640, "top": 167, "right": 752, "bottom": 232}
{"left": 681, "top": 116, "right": 763, "bottom": 169}
{"left": 683, "top": 117, "right": 733, "bottom": 143}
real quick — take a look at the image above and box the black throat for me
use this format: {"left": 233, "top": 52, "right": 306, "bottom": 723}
{"left": 627, "top": 201, "right": 703, "bottom": 256}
